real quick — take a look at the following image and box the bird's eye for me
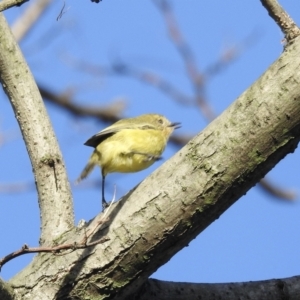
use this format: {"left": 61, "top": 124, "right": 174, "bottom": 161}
{"left": 158, "top": 118, "right": 163, "bottom": 124}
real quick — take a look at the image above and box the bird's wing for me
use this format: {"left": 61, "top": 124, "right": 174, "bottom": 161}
{"left": 84, "top": 121, "right": 156, "bottom": 148}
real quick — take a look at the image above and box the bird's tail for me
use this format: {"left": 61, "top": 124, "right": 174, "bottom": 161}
{"left": 76, "top": 151, "right": 100, "bottom": 184}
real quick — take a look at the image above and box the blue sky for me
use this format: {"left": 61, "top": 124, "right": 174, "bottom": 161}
{"left": 1, "top": 0, "right": 300, "bottom": 283}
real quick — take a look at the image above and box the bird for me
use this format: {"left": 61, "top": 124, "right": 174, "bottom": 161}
{"left": 77, "top": 113, "right": 180, "bottom": 209}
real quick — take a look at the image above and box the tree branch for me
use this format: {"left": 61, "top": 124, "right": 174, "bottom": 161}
{"left": 260, "top": 0, "right": 300, "bottom": 43}
{"left": 135, "top": 276, "right": 300, "bottom": 300}
{"left": 0, "top": 13, "right": 74, "bottom": 244}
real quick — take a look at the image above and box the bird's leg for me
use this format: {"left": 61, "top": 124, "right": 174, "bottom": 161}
{"left": 102, "top": 173, "right": 109, "bottom": 210}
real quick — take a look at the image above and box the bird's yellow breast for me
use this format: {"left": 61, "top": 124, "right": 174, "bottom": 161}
{"left": 94, "top": 129, "right": 167, "bottom": 175}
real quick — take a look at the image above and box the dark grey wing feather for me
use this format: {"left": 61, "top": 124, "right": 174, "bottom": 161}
{"left": 84, "top": 132, "right": 115, "bottom": 148}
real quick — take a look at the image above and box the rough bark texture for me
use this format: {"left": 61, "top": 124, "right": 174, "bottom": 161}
{"left": 6, "top": 36, "right": 300, "bottom": 299}
{"left": 261, "top": 0, "right": 300, "bottom": 42}
{"left": 0, "top": 279, "right": 14, "bottom": 300}
{"left": 0, "top": 13, "right": 74, "bottom": 245}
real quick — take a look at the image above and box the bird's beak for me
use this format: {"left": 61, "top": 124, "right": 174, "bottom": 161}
{"left": 169, "top": 122, "right": 181, "bottom": 130}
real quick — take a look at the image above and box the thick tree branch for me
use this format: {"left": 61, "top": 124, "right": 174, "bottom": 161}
{"left": 0, "top": 13, "right": 74, "bottom": 244}
{"left": 9, "top": 35, "right": 300, "bottom": 300}
{"left": 155, "top": 0, "right": 294, "bottom": 201}
{"left": 135, "top": 276, "right": 300, "bottom": 300}
{"left": 260, "top": 0, "right": 300, "bottom": 43}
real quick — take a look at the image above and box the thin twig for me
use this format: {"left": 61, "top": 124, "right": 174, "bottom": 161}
{"left": 0, "top": 235, "right": 110, "bottom": 270}
{"left": 110, "top": 62, "right": 193, "bottom": 105}
{"left": 64, "top": 56, "right": 194, "bottom": 106}
{"left": 204, "top": 30, "right": 263, "bottom": 79}
{"left": 260, "top": 0, "right": 300, "bottom": 43}
{"left": 0, "top": 191, "right": 116, "bottom": 269}
{"left": 153, "top": 0, "right": 215, "bottom": 121}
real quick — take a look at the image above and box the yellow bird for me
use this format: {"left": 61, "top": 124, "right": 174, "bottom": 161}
{"left": 77, "top": 113, "right": 180, "bottom": 209}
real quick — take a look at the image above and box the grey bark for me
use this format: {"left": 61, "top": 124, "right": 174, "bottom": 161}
{"left": 0, "top": 12, "right": 74, "bottom": 246}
